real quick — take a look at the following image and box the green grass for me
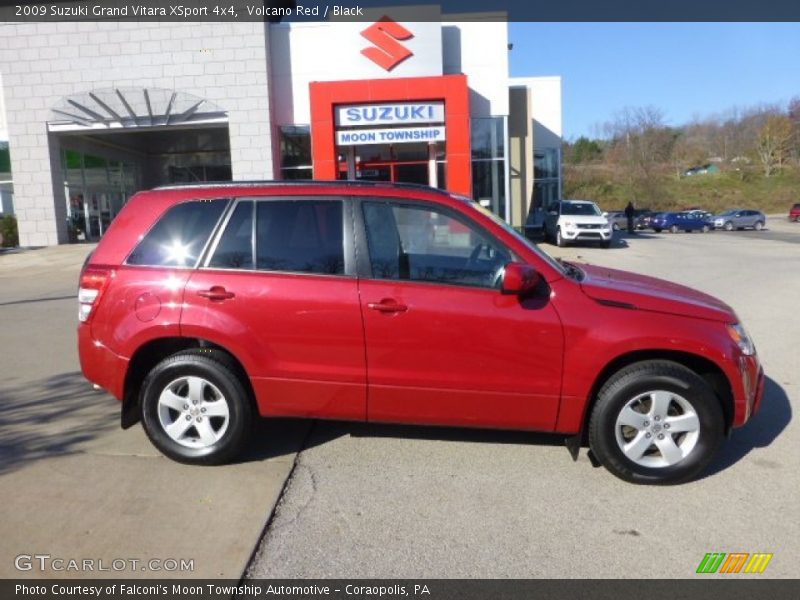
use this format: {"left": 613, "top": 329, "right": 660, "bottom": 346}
{"left": 564, "top": 165, "right": 800, "bottom": 214}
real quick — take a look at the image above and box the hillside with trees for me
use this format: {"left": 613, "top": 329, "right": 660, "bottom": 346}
{"left": 563, "top": 98, "right": 800, "bottom": 214}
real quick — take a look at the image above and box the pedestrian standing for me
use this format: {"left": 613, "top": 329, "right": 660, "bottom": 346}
{"left": 625, "top": 201, "right": 635, "bottom": 233}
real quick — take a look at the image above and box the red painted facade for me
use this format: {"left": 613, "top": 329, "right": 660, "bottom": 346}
{"left": 309, "top": 74, "right": 472, "bottom": 197}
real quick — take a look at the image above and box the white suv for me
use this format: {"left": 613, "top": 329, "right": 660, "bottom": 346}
{"left": 544, "top": 200, "right": 613, "bottom": 248}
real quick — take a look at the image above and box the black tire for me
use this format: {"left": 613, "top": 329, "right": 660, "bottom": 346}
{"left": 601, "top": 240, "right": 611, "bottom": 248}
{"left": 653, "top": 228, "right": 662, "bottom": 233}
{"left": 588, "top": 360, "right": 724, "bottom": 485}
{"left": 556, "top": 228, "right": 566, "bottom": 247}
{"left": 140, "top": 349, "right": 254, "bottom": 465}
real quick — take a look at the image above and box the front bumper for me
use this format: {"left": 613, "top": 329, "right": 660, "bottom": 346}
{"left": 562, "top": 227, "right": 612, "bottom": 241}
{"left": 732, "top": 353, "right": 764, "bottom": 428}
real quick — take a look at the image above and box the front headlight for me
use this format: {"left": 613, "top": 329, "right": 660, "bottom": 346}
{"left": 564, "top": 221, "right": 576, "bottom": 229}
{"left": 727, "top": 323, "right": 756, "bottom": 356}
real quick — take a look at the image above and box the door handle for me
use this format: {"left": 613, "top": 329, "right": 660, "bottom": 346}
{"left": 367, "top": 299, "right": 408, "bottom": 313}
{"left": 197, "top": 286, "right": 235, "bottom": 301}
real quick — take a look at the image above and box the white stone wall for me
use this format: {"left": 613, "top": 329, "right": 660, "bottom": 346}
{"left": 0, "top": 21, "right": 273, "bottom": 246}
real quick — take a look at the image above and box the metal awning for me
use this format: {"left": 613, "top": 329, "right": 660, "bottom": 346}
{"left": 49, "top": 88, "right": 228, "bottom": 132}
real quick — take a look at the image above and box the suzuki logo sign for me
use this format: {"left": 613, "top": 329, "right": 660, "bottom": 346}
{"left": 360, "top": 17, "right": 414, "bottom": 71}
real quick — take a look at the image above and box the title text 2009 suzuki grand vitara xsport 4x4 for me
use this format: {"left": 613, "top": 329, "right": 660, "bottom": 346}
{"left": 78, "top": 181, "right": 763, "bottom": 484}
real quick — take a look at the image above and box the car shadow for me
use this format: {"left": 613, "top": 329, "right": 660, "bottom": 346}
{"left": 0, "top": 372, "right": 118, "bottom": 476}
{"left": 243, "top": 376, "right": 792, "bottom": 481}
{"left": 702, "top": 376, "right": 792, "bottom": 478}
{"left": 242, "top": 416, "right": 568, "bottom": 466}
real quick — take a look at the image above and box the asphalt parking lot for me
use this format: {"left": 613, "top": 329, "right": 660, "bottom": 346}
{"left": 0, "top": 217, "right": 797, "bottom": 580}
{"left": 246, "top": 217, "right": 799, "bottom": 579}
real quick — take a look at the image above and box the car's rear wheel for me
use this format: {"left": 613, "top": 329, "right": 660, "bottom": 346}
{"left": 653, "top": 228, "right": 662, "bottom": 233}
{"left": 588, "top": 360, "right": 724, "bottom": 485}
{"left": 140, "top": 350, "right": 253, "bottom": 465}
{"left": 669, "top": 225, "right": 679, "bottom": 234}
{"left": 724, "top": 221, "right": 734, "bottom": 231}
{"left": 612, "top": 223, "right": 620, "bottom": 231}
{"left": 754, "top": 221, "right": 764, "bottom": 231}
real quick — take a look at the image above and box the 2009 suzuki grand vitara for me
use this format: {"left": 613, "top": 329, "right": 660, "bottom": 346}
{"left": 78, "top": 181, "right": 763, "bottom": 484}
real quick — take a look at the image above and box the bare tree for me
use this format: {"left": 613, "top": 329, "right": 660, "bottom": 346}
{"left": 755, "top": 113, "right": 794, "bottom": 176}
{"left": 788, "top": 96, "right": 800, "bottom": 164}
{"left": 608, "top": 108, "right": 673, "bottom": 171}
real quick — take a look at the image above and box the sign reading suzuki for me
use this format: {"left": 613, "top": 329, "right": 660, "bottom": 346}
{"left": 336, "top": 102, "right": 445, "bottom": 127}
{"left": 336, "top": 126, "right": 446, "bottom": 146}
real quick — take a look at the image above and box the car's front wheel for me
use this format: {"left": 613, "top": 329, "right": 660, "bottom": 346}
{"left": 754, "top": 221, "right": 764, "bottom": 231}
{"left": 724, "top": 221, "right": 734, "bottom": 231}
{"left": 140, "top": 350, "right": 254, "bottom": 465}
{"left": 588, "top": 360, "right": 724, "bottom": 484}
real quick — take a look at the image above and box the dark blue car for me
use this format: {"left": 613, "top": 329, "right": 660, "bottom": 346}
{"left": 651, "top": 211, "right": 712, "bottom": 233}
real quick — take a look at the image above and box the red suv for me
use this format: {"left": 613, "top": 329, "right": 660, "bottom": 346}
{"left": 78, "top": 181, "right": 764, "bottom": 484}
{"left": 789, "top": 203, "right": 800, "bottom": 222}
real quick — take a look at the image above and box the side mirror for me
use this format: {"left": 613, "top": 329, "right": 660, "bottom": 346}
{"left": 501, "top": 262, "right": 541, "bottom": 295}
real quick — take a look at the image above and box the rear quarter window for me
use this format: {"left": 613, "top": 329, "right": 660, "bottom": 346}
{"left": 127, "top": 199, "right": 228, "bottom": 267}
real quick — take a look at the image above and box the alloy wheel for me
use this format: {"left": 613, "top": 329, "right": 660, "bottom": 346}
{"left": 614, "top": 390, "right": 700, "bottom": 468}
{"left": 157, "top": 376, "right": 230, "bottom": 449}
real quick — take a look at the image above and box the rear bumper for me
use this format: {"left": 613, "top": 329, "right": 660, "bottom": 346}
{"left": 78, "top": 323, "right": 128, "bottom": 401}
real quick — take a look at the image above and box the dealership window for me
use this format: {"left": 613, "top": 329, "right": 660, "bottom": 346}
{"left": 471, "top": 117, "right": 506, "bottom": 220}
{"left": 0, "top": 141, "right": 14, "bottom": 216}
{"left": 532, "top": 147, "right": 561, "bottom": 214}
{"left": 280, "top": 126, "right": 312, "bottom": 180}
{"left": 62, "top": 149, "right": 140, "bottom": 242}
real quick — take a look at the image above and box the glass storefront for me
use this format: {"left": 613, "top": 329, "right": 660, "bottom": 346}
{"left": 532, "top": 147, "right": 561, "bottom": 214}
{"left": 471, "top": 117, "right": 506, "bottom": 218}
{"left": 280, "top": 126, "right": 313, "bottom": 180}
{"left": 280, "top": 118, "right": 509, "bottom": 217}
{"left": 0, "top": 141, "right": 12, "bottom": 216}
{"left": 63, "top": 149, "right": 140, "bottom": 242}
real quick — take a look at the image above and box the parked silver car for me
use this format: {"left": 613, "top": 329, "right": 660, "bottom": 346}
{"left": 712, "top": 209, "right": 766, "bottom": 231}
{"left": 606, "top": 211, "right": 627, "bottom": 231}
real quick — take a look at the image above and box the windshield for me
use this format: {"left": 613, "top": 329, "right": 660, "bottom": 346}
{"left": 468, "top": 201, "right": 566, "bottom": 276}
{"left": 561, "top": 202, "right": 601, "bottom": 216}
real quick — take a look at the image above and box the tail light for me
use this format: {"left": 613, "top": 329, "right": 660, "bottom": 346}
{"left": 78, "top": 267, "right": 112, "bottom": 323}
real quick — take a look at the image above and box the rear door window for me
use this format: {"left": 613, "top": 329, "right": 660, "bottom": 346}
{"left": 127, "top": 199, "right": 228, "bottom": 267}
{"left": 256, "top": 200, "right": 344, "bottom": 275}
{"left": 208, "top": 201, "right": 254, "bottom": 270}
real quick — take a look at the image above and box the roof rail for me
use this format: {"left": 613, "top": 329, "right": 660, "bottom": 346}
{"left": 152, "top": 179, "right": 457, "bottom": 196}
